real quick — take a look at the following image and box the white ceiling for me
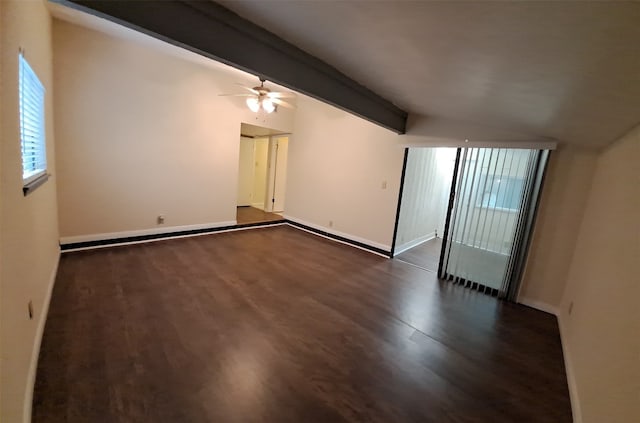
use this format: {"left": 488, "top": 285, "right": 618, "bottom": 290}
{"left": 219, "top": 1, "right": 640, "bottom": 149}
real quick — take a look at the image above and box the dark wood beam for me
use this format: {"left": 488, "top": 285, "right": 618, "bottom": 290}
{"left": 51, "top": 0, "right": 408, "bottom": 133}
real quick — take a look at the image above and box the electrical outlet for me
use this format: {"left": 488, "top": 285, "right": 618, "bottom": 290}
{"left": 568, "top": 301, "right": 574, "bottom": 315}
{"left": 157, "top": 215, "right": 165, "bottom": 225}
{"left": 329, "top": 220, "right": 333, "bottom": 228}
{"left": 28, "top": 300, "right": 33, "bottom": 320}
{"left": 381, "top": 180, "right": 387, "bottom": 189}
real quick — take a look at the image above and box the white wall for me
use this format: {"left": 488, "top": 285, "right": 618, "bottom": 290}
{"left": 53, "top": 20, "right": 294, "bottom": 242}
{"left": 558, "top": 125, "right": 640, "bottom": 423}
{"left": 0, "top": 1, "right": 60, "bottom": 422}
{"left": 395, "top": 148, "right": 454, "bottom": 253}
{"left": 285, "top": 96, "right": 405, "bottom": 250}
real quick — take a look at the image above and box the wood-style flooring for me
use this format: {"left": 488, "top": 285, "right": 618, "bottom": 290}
{"left": 33, "top": 226, "right": 572, "bottom": 422}
{"left": 395, "top": 237, "right": 443, "bottom": 272}
{"left": 236, "top": 206, "right": 284, "bottom": 225}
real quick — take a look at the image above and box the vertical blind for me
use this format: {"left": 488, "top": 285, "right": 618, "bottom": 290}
{"left": 19, "top": 53, "right": 47, "bottom": 184}
{"left": 440, "top": 148, "right": 539, "bottom": 295}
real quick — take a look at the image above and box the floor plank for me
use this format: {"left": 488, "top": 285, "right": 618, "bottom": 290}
{"left": 395, "top": 237, "right": 442, "bottom": 271}
{"left": 236, "top": 206, "right": 284, "bottom": 225}
{"left": 33, "top": 226, "right": 572, "bottom": 422}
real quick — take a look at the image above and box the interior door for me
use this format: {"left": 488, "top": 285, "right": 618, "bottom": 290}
{"left": 439, "top": 147, "right": 548, "bottom": 298}
{"left": 237, "top": 137, "right": 255, "bottom": 206}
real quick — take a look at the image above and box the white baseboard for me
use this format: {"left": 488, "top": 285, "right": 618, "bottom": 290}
{"left": 251, "top": 203, "right": 265, "bottom": 210}
{"left": 283, "top": 215, "right": 391, "bottom": 257}
{"left": 394, "top": 232, "right": 436, "bottom": 256}
{"left": 558, "top": 313, "right": 582, "bottom": 423}
{"left": 24, "top": 249, "right": 60, "bottom": 423}
{"left": 60, "top": 220, "right": 238, "bottom": 245}
{"left": 517, "top": 297, "right": 559, "bottom": 316}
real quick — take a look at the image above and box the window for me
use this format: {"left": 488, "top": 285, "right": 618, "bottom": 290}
{"left": 476, "top": 175, "right": 524, "bottom": 211}
{"left": 19, "top": 53, "right": 47, "bottom": 193}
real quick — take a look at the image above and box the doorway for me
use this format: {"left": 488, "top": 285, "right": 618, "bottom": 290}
{"left": 394, "top": 148, "right": 456, "bottom": 271}
{"left": 236, "top": 123, "right": 289, "bottom": 225}
{"left": 394, "top": 147, "right": 549, "bottom": 300}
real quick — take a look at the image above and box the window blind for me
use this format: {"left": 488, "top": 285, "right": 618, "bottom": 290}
{"left": 19, "top": 53, "right": 47, "bottom": 184}
{"left": 440, "top": 148, "right": 536, "bottom": 292}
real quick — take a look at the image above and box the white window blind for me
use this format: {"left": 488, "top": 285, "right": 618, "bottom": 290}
{"left": 19, "top": 53, "right": 47, "bottom": 185}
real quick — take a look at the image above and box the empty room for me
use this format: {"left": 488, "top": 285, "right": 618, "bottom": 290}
{"left": 1, "top": 1, "right": 638, "bottom": 423}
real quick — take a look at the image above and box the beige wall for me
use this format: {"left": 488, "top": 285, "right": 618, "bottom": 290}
{"left": 53, "top": 20, "right": 294, "bottom": 241}
{"left": 285, "top": 96, "right": 405, "bottom": 250}
{"left": 519, "top": 146, "right": 598, "bottom": 309}
{"left": 0, "top": 1, "right": 60, "bottom": 422}
{"left": 559, "top": 125, "right": 640, "bottom": 423}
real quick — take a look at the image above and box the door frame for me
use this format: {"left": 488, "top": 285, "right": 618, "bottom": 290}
{"left": 389, "top": 148, "right": 409, "bottom": 257}
{"left": 265, "top": 134, "right": 291, "bottom": 213}
{"left": 437, "top": 148, "right": 462, "bottom": 278}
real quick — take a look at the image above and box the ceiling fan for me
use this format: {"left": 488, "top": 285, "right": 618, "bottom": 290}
{"left": 220, "top": 77, "right": 295, "bottom": 113}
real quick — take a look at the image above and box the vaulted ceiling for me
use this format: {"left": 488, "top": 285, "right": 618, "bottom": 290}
{"left": 219, "top": 1, "right": 640, "bottom": 149}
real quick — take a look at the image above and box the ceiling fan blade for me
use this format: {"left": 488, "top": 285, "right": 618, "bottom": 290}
{"left": 271, "top": 98, "right": 295, "bottom": 109}
{"left": 218, "top": 93, "right": 255, "bottom": 97}
{"left": 267, "top": 91, "right": 296, "bottom": 99}
{"left": 234, "top": 83, "right": 259, "bottom": 95}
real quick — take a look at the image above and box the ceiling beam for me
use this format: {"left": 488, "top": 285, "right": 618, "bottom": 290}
{"left": 51, "top": 0, "right": 408, "bottom": 133}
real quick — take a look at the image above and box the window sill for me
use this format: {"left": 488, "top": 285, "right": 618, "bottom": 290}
{"left": 23, "top": 173, "right": 50, "bottom": 196}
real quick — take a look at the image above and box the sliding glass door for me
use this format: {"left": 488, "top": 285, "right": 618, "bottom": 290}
{"left": 438, "top": 148, "right": 549, "bottom": 299}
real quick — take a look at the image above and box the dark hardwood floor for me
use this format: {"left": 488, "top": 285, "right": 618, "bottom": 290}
{"left": 236, "top": 206, "right": 284, "bottom": 225}
{"left": 395, "top": 237, "right": 443, "bottom": 272}
{"left": 33, "top": 226, "right": 571, "bottom": 422}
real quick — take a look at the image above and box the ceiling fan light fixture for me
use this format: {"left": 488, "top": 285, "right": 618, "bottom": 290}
{"left": 246, "top": 97, "right": 260, "bottom": 112}
{"left": 262, "top": 98, "right": 275, "bottom": 113}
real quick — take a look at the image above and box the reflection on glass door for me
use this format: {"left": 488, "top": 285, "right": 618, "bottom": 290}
{"left": 439, "top": 148, "right": 549, "bottom": 298}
